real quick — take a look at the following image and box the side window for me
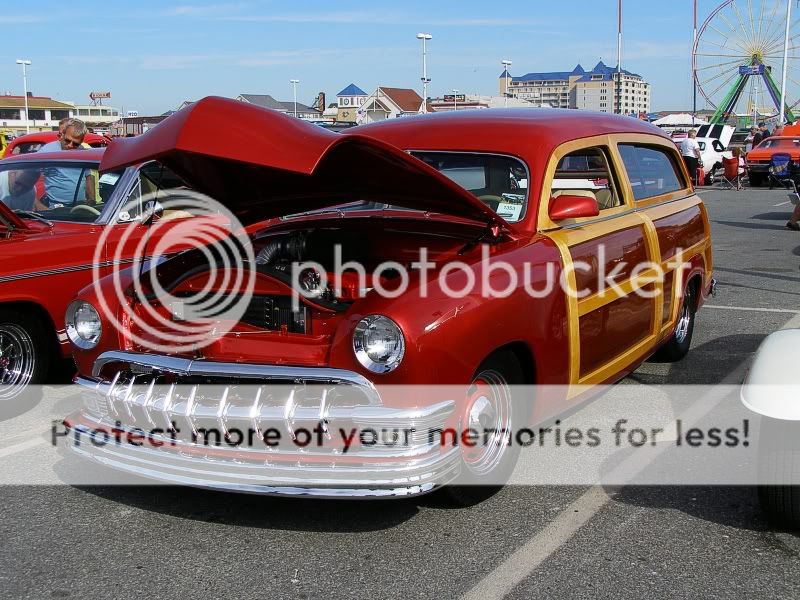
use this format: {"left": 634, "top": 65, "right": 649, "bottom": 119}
{"left": 550, "top": 146, "right": 622, "bottom": 211}
{"left": 119, "top": 163, "right": 193, "bottom": 222}
{"left": 618, "top": 144, "right": 686, "bottom": 201}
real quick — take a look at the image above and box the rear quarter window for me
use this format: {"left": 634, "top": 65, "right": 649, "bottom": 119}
{"left": 618, "top": 144, "right": 687, "bottom": 201}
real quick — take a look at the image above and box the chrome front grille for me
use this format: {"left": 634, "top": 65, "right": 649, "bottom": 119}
{"left": 81, "top": 352, "right": 454, "bottom": 457}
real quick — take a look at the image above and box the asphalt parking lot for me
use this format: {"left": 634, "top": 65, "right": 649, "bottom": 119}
{"left": 1, "top": 185, "right": 799, "bottom": 599}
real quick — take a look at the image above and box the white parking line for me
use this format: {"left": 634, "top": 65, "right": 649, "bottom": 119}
{"left": 774, "top": 201, "right": 791, "bottom": 206}
{"left": 781, "top": 311, "right": 800, "bottom": 330}
{"left": 461, "top": 486, "right": 611, "bottom": 600}
{"left": 0, "top": 436, "right": 46, "bottom": 459}
{"left": 462, "top": 349, "right": 761, "bottom": 600}
{"left": 705, "top": 304, "right": 800, "bottom": 314}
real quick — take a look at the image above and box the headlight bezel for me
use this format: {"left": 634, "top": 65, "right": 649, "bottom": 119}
{"left": 65, "top": 300, "right": 102, "bottom": 350}
{"left": 352, "top": 315, "right": 405, "bottom": 374}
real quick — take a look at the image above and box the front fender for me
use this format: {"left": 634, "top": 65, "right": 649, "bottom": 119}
{"left": 741, "top": 329, "right": 800, "bottom": 420}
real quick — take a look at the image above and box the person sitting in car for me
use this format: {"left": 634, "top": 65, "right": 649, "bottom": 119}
{"left": 0, "top": 169, "right": 41, "bottom": 211}
{"left": 37, "top": 118, "right": 95, "bottom": 207}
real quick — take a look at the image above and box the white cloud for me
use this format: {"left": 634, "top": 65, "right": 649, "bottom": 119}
{"left": 220, "top": 11, "right": 540, "bottom": 26}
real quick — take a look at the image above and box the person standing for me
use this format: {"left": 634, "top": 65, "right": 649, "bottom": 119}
{"left": 680, "top": 129, "right": 703, "bottom": 185}
{"left": 37, "top": 119, "right": 95, "bottom": 206}
{"left": 745, "top": 127, "right": 758, "bottom": 153}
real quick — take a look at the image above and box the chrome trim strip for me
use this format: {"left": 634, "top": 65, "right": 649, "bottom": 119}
{"left": 0, "top": 256, "right": 164, "bottom": 285}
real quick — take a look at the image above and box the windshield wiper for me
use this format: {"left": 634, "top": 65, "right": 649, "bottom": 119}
{"left": 13, "top": 210, "right": 54, "bottom": 228}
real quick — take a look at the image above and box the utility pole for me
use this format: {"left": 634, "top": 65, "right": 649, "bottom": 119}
{"left": 417, "top": 33, "right": 432, "bottom": 112}
{"left": 290, "top": 79, "right": 299, "bottom": 118}
{"left": 501, "top": 59, "right": 512, "bottom": 107}
{"left": 16, "top": 59, "right": 31, "bottom": 134}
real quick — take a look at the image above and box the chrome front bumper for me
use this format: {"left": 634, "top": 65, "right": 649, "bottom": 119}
{"left": 71, "top": 351, "right": 461, "bottom": 497}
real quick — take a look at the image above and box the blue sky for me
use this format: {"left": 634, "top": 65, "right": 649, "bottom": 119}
{"left": 1, "top": 1, "right": 721, "bottom": 114}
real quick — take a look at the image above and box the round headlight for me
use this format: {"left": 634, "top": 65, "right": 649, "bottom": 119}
{"left": 66, "top": 301, "right": 102, "bottom": 349}
{"left": 352, "top": 315, "right": 405, "bottom": 373}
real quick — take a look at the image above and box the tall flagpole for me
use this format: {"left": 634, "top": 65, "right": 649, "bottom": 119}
{"left": 692, "top": 0, "right": 697, "bottom": 126}
{"left": 616, "top": 0, "right": 622, "bottom": 115}
{"left": 779, "top": 0, "right": 792, "bottom": 125}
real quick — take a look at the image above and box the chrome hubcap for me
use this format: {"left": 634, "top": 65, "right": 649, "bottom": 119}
{"left": 675, "top": 290, "right": 694, "bottom": 344}
{"left": 0, "top": 324, "right": 35, "bottom": 399}
{"left": 462, "top": 370, "right": 512, "bottom": 476}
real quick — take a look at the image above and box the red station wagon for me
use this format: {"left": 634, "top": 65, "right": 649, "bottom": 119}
{"left": 64, "top": 97, "right": 715, "bottom": 501}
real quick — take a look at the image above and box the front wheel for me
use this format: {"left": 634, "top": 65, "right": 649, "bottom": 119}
{"left": 0, "top": 309, "right": 51, "bottom": 407}
{"left": 439, "top": 351, "right": 528, "bottom": 506}
{"left": 749, "top": 173, "right": 763, "bottom": 187}
{"left": 704, "top": 169, "right": 716, "bottom": 186}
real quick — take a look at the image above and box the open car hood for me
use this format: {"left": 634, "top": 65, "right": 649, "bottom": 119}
{"left": 99, "top": 96, "right": 508, "bottom": 228}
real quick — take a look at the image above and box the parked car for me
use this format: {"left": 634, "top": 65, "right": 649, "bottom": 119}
{"left": 696, "top": 137, "right": 733, "bottom": 185}
{"left": 746, "top": 136, "right": 800, "bottom": 186}
{"left": 65, "top": 97, "right": 715, "bottom": 501}
{"left": 0, "top": 148, "right": 197, "bottom": 402}
{"left": 740, "top": 328, "right": 800, "bottom": 529}
{"left": 1, "top": 131, "right": 109, "bottom": 158}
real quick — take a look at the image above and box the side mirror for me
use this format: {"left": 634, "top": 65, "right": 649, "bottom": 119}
{"left": 141, "top": 199, "right": 164, "bottom": 225}
{"left": 549, "top": 194, "right": 600, "bottom": 221}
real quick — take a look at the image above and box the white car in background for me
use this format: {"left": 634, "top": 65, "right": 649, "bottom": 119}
{"left": 695, "top": 124, "right": 735, "bottom": 185}
{"left": 696, "top": 137, "right": 733, "bottom": 185}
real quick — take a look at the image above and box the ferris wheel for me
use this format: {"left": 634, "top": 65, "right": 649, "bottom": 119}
{"left": 693, "top": 0, "right": 800, "bottom": 124}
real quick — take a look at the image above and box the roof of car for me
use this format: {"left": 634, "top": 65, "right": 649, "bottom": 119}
{"left": 349, "top": 109, "right": 667, "bottom": 160}
{"left": 8, "top": 131, "right": 108, "bottom": 144}
{"left": 1, "top": 148, "right": 106, "bottom": 164}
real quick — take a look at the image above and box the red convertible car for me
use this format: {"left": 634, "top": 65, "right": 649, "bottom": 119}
{"left": 65, "top": 97, "right": 714, "bottom": 501}
{"left": 2, "top": 131, "right": 109, "bottom": 158}
{"left": 0, "top": 149, "right": 197, "bottom": 402}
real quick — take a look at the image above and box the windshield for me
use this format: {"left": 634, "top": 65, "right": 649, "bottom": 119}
{"left": 0, "top": 162, "right": 124, "bottom": 223}
{"left": 757, "top": 138, "right": 800, "bottom": 150}
{"left": 285, "top": 151, "right": 529, "bottom": 223}
{"left": 410, "top": 152, "right": 528, "bottom": 222}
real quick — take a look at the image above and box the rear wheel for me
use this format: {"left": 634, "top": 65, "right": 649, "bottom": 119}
{"left": 653, "top": 279, "right": 696, "bottom": 362}
{"left": 440, "top": 351, "right": 528, "bottom": 506}
{"left": 0, "top": 309, "right": 51, "bottom": 409}
{"left": 749, "top": 173, "right": 763, "bottom": 187}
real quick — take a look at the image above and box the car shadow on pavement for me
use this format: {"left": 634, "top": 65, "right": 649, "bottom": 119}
{"left": 750, "top": 211, "right": 792, "bottom": 221}
{"left": 638, "top": 333, "right": 764, "bottom": 385}
{"left": 607, "top": 485, "right": 778, "bottom": 533}
{"left": 72, "top": 483, "right": 423, "bottom": 532}
{"left": 712, "top": 219, "right": 790, "bottom": 231}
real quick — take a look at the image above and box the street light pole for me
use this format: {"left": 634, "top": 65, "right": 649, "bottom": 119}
{"left": 290, "top": 79, "right": 299, "bottom": 118}
{"left": 416, "top": 33, "right": 432, "bottom": 110}
{"left": 16, "top": 59, "right": 31, "bottom": 134}
{"left": 779, "top": 0, "right": 792, "bottom": 125}
{"left": 452, "top": 89, "right": 459, "bottom": 111}
{"left": 501, "top": 59, "right": 512, "bottom": 107}
{"left": 616, "top": 0, "right": 623, "bottom": 115}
